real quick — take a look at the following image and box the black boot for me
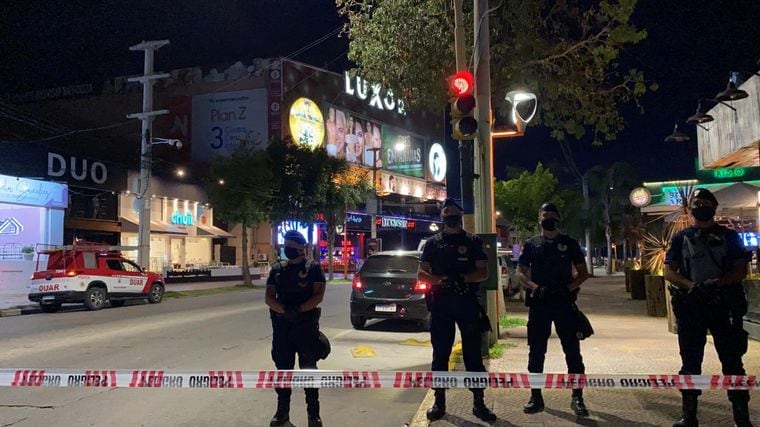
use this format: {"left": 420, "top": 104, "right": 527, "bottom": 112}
{"left": 269, "top": 400, "right": 290, "bottom": 427}
{"left": 571, "top": 389, "right": 589, "bottom": 417}
{"left": 672, "top": 394, "right": 698, "bottom": 427}
{"left": 523, "top": 389, "right": 545, "bottom": 414}
{"left": 472, "top": 391, "right": 497, "bottom": 422}
{"left": 732, "top": 400, "right": 753, "bottom": 427}
{"left": 306, "top": 389, "right": 322, "bottom": 427}
{"left": 426, "top": 389, "right": 446, "bottom": 421}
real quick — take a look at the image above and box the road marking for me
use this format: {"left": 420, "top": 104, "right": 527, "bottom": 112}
{"left": 351, "top": 345, "right": 377, "bottom": 358}
{"left": 400, "top": 338, "right": 431, "bottom": 347}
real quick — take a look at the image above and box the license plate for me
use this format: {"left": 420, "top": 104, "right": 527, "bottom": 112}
{"left": 42, "top": 295, "right": 56, "bottom": 301}
{"left": 375, "top": 304, "right": 396, "bottom": 313}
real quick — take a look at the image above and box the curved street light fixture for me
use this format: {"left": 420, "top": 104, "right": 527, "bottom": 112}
{"left": 664, "top": 123, "right": 691, "bottom": 143}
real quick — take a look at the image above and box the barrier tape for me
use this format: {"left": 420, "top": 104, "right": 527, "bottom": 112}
{"left": 1, "top": 370, "right": 758, "bottom": 391}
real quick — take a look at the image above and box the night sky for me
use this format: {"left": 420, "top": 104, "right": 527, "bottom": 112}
{"left": 2, "top": 0, "right": 760, "bottom": 183}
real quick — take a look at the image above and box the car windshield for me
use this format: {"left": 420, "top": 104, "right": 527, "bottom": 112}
{"left": 361, "top": 255, "right": 419, "bottom": 273}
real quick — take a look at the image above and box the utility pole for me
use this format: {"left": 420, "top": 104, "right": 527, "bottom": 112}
{"left": 473, "top": 0, "right": 498, "bottom": 347}
{"left": 127, "top": 40, "right": 170, "bottom": 269}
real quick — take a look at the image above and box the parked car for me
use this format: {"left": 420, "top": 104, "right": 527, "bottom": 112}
{"left": 28, "top": 242, "right": 165, "bottom": 312}
{"left": 350, "top": 251, "right": 431, "bottom": 330}
{"left": 498, "top": 252, "right": 522, "bottom": 300}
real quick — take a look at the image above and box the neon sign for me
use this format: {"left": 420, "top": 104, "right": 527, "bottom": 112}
{"left": 171, "top": 210, "right": 194, "bottom": 226}
{"left": 713, "top": 168, "right": 746, "bottom": 179}
{"left": 344, "top": 72, "right": 406, "bottom": 115}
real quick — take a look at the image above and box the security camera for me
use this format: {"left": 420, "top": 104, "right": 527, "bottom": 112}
{"left": 171, "top": 139, "right": 183, "bottom": 149}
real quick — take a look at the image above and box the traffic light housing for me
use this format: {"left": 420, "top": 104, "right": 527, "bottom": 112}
{"left": 448, "top": 71, "right": 477, "bottom": 140}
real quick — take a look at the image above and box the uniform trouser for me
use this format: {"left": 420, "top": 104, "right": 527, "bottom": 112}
{"left": 527, "top": 302, "right": 585, "bottom": 375}
{"left": 271, "top": 315, "right": 320, "bottom": 405}
{"left": 673, "top": 292, "right": 750, "bottom": 403}
{"left": 430, "top": 292, "right": 486, "bottom": 398}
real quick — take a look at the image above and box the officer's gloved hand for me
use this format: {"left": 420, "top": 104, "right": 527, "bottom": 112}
{"left": 282, "top": 305, "right": 301, "bottom": 323}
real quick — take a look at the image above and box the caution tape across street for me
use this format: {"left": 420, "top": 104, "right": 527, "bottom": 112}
{"left": 1, "top": 369, "right": 758, "bottom": 391}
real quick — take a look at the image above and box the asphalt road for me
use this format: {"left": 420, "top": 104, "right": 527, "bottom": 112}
{"left": 0, "top": 285, "right": 432, "bottom": 427}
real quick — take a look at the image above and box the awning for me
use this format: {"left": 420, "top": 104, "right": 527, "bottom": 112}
{"left": 119, "top": 217, "right": 188, "bottom": 235}
{"left": 197, "top": 222, "right": 235, "bottom": 238}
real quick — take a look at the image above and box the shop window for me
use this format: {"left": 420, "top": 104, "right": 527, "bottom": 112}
{"left": 67, "top": 190, "right": 117, "bottom": 220}
{"left": 106, "top": 259, "right": 123, "bottom": 271}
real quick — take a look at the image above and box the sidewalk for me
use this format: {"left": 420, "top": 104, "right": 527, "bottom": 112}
{"left": 410, "top": 274, "right": 760, "bottom": 426}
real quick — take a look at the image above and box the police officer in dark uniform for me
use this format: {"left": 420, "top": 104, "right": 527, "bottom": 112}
{"left": 266, "top": 230, "right": 327, "bottom": 427}
{"left": 517, "top": 202, "right": 590, "bottom": 417}
{"left": 417, "top": 198, "right": 497, "bottom": 422}
{"left": 664, "top": 188, "right": 753, "bottom": 427}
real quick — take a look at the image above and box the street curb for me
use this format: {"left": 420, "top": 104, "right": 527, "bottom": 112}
{"left": 0, "top": 305, "right": 41, "bottom": 317}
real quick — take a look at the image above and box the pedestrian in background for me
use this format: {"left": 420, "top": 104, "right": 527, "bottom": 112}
{"left": 266, "top": 230, "right": 327, "bottom": 427}
{"left": 517, "top": 202, "right": 590, "bottom": 417}
{"left": 664, "top": 188, "right": 753, "bottom": 427}
{"left": 417, "top": 198, "right": 497, "bottom": 422}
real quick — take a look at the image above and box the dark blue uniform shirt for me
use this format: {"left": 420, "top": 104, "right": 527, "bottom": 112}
{"left": 267, "top": 260, "right": 326, "bottom": 306}
{"left": 518, "top": 234, "right": 584, "bottom": 288}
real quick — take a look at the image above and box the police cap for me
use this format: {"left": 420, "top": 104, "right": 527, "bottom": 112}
{"left": 442, "top": 198, "right": 463, "bottom": 212}
{"left": 690, "top": 188, "right": 719, "bottom": 206}
{"left": 539, "top": 202, "right": 561, "bottom": 218}
{"left": 283, "top": 230, "right": 307, "bottom": 246}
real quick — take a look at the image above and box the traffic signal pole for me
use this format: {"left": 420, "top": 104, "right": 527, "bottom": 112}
{"left": 453, "top": 0, "right": 475, "bottom": 232}
{"left": 473, "top": 0, "right": 498, "bottom": 348}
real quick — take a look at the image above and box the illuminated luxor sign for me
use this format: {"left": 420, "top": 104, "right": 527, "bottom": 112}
{"left": 344, "top": 73, "right": 406, "bottom": 115}
{"left": 376, "top": 216, "right": 416, "bottom": 230}
{"left": 714, "top": 168, "right": 746, "bottom": 179}
{"left": 171, "top": 211, "right": 194, "bottom": 226}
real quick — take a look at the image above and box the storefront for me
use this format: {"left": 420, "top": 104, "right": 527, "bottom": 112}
{"left": 118, "top": 174, "right": 235, "bottom": 280}
{"left": 0, "top": 174, "right": 67, "bottom": 295}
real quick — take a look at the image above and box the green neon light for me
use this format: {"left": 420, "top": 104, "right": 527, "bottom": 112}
{"left": 713, "top": 168, "right": 746, "bottom": 179}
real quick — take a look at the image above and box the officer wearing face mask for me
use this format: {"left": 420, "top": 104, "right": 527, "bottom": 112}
{"left": 266, "top": 230, "right": 327, "bottom": 427}
{"left": 417, "top": 198, "right": 497, "bottom": 422}
{"left": 664, "top": 188, "right": 753, "bottom": 427}
{"left": 517, "top": 202, "right": 590, "bottom": 417}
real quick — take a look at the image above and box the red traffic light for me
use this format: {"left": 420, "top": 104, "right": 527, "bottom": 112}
{"left": 449, "top": 71, "right": 474, "bottom": 96}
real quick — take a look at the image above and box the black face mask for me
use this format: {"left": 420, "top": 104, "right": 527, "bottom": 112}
{"left": 541, "top": 218, "right": 559, "bottom": 231}
{"left": 691, "top": 206, "right": 716, "bottom": 222}
{"left": 284, "top": 247, "right": 303, "bottom": 260}
{"left": 443, "top": 214, "right": 462, "bottom": 228}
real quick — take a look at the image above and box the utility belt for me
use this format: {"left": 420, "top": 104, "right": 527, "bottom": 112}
{"left": 668, "top": 282, "right": 747, "bottom": 311}
{"left": 271, "top": 307, "right": 321, "bottom": 323}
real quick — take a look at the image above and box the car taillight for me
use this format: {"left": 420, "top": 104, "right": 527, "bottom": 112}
{"left": 352, "top": 275, "right": 363, "bottom": 289}
{"left": 414, "top": 281, "right": 430, "bottom": 292}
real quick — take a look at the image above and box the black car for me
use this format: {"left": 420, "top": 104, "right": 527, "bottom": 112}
{"left": 350, "top": 251, "right": 431, "bottom": 330}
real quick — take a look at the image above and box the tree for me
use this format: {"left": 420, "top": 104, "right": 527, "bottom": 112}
{"left": 267, "top": 138, "right": 331, "bottom": 248}
{"left": 336, "top": 0, "right": 656, "bottom": 144}
{"left": 585, "top": 162, "right": 639, "bottom": 274}
{"left": 321, "top": 158, "right": 374, "bottom": 279}
{"left": 207, "top": 142, "right": 275, "bottom": 286}
{"left": 494, "top": 163, "right": 559, "bottom": 236}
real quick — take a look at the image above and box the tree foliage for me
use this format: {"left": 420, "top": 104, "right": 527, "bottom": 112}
{"left": 336, "top": 0, "right": 655, "bottom": 143}
{"left": 206, "top": 141, "right": 275, "bottom": 285}
{"left": 494, "top": 162, "right": 559, "bottom": 234}
{"left": 321, "top": 159, "right": 374, "bottom": 278}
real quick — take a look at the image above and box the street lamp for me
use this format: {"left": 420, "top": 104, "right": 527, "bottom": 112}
{"left": 664, "top": 123, "right": 691, "bottom": 143}
{"left": 715, "top": 72, "right": 750, "bottom": 102}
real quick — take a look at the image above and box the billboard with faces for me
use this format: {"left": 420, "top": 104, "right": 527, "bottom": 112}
{"left": 324, "top": 105, "right": 383, "bottom": 168}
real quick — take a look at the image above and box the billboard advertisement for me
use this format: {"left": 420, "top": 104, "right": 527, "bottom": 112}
{"left": 379, "top": 171, "right": 426, "bottom": 198}
{"left": 325, "top": 105, "right": 383, "bottom": 168}
{"left": 191, "top": 89, "right": 268, "bottom": 161}
{"left": 381, "top": 127, "right": 424, "bottom": 178}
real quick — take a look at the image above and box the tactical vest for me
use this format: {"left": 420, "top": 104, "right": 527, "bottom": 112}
{"left": 271, "top": 259, "right": 316, "bottom": 306}
{"left": 680, "top": 228, "right": 728, "bottom": 283}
